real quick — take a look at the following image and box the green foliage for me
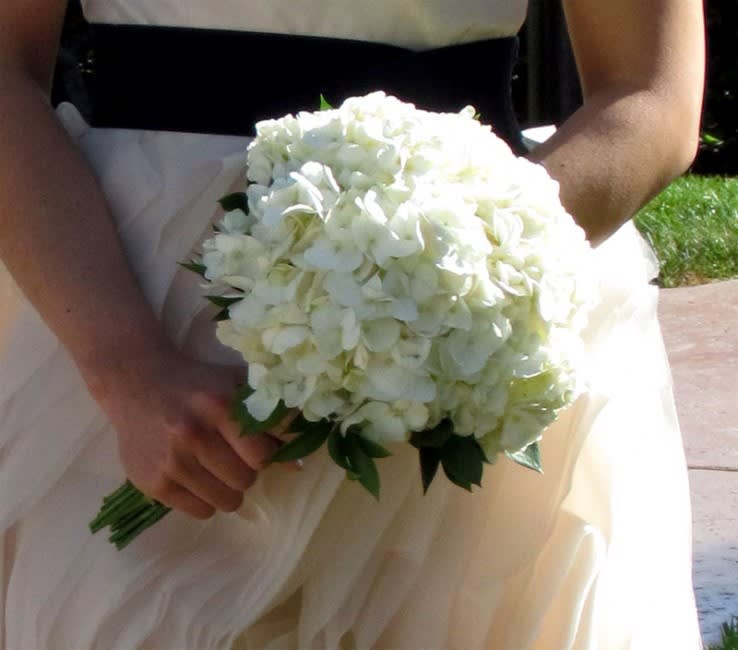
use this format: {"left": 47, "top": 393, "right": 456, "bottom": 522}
{"left": 634, "top": 175, "right": 738, "bottom": 287}
{"left": 178, "top": 259, "right": 207, "bottom": 278}
{"left": 345, "top": 433, "right": 381, "bottom": 498}
{"left": 205, "top": 295, "right": 241, "bottom": 309}
{"left": 205, "top": 294, "right": 241, "bottom": 320}
{"left": 441, "top": 435, "right": 485, "bottom": 491}
{"left": 230, "top": 384, "right": 290, "bottom": 437}
{"left": 218, "top": 192, "right": 248, "bottom": 213}
{"left": 693, "top": 1, "right": 738, "bottom": 174}
{"left": 269, "top": 421, "right": 330, "bottom": 463}
{"left": 506, "top": 441, "right": 543, "bottom": 473}
{"left": 410, "top": 422, "right": 491, "bottom": 494}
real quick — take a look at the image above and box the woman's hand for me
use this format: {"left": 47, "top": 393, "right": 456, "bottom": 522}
{"left": 86, "top": 346, "right": 288, "bottom": 520}
{"left": 1, "top": 1, "right": 298, "bottom": 522}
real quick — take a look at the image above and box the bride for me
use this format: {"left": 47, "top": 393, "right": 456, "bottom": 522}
{"left": 0, "top": 1, "right": 705, "bottom": 648}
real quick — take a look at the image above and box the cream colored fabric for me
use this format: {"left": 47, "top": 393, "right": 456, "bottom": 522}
{"left": 0, "top": 103, "right": 702, "bottom": 650}
{"left": 0, "top": 4, "right": 701, "bottom": 648}
{"left": 79, "top": 0, "right": 527, "bottom": 49}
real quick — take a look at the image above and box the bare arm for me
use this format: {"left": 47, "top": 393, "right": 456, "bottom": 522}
{"left": 0, "top": 0, "right": 171, "bottom": 377}
{"left": 528, "top": 0, "right": 705, "bottom": 245}
{"left": 0, "top": 1, "right": 287, "bottom": 519}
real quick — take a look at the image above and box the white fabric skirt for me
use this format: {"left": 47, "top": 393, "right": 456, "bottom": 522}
{"left": 0, "top": 103, "right": 701, "bottom": 649}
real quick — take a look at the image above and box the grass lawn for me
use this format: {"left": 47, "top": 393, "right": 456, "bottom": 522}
{"left": 633, "top": 174, "right": 738, "bottom": 287}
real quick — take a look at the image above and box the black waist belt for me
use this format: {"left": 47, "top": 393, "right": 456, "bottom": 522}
{"left": 78, "top": 25, "right": 524, "bottom": 152}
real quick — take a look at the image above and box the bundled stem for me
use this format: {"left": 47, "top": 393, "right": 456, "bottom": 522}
{"left": 89, "top": 481, "right": 171, "bottom": 550}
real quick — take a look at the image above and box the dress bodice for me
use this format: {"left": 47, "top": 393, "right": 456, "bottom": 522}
{"left": 80, "top": 0, "right": 527, "bottom": 50}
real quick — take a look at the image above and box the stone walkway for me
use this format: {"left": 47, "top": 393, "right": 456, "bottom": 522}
{"left": 658, "top": 278, "right": 738, "bottom": 646}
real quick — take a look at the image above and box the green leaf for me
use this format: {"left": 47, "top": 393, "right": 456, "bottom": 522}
{"left": 205, "top": 295, "right": 242, "bottom": 309}
{"left": 700, "top": 132, "right": 724, "bottom": 146}
{"left": 218, "top": 192, "right": 248, "bottom": 213}
{"left": 506, "top": 441, "right": 543, "bottom": 474}
{"left": 419, "top": 447, "right": 441, "bottom": 494}
{"left": 441, "top": 435, "right": 485, "bottom": 491}
{"left": 345, "top": 434, "right": 380, "bottom": 499}
{"left": 270, "top": 425, "right": 330, "bottom": 463}
{"left": 289, "top": 414, "right": 328, "bottom": 435}
{"left": 230, "top": 383, "right": 254, "bottom": 421}
{"left": 327, "top": 429, "right": 352, "bottom": 471}
{"left": 319, "top": 94, "right": 333, "bottom": 111}
{"left": 444, "top": 474, "right": 473, "bottom": 492}
{"left": 241, "top": 401, "right": 290, "bottom": 436}
{"left": 409, "top": 418, "right": 454, "bottom": 449}
{"left": 230, "top": 384, "right": 290, "bottom": 436}
{"left": 286, "top": 413, "right": 310, "bottom": 431}
{"left": 178, "top": 259, "right": 207, "bottom": 278}
{"left": 356, "top": 436, "right": 392, "bottom": 459}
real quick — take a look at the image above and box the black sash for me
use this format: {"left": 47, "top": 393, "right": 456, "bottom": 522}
{"left": 66, "top": 25, "right": 524, "bottom": 152}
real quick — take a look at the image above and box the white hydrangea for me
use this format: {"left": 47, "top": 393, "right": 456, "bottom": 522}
{"left": 203, "top": 92, "right": 598, "bottom": 459}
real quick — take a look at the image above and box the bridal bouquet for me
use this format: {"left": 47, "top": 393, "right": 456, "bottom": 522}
{"left": 91, "top": 92, "right": 597, "bottom": 549}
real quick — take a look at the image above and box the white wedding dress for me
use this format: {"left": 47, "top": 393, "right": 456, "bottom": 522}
{"left": 0, "top": 2, "right": 702, "bottom": 648}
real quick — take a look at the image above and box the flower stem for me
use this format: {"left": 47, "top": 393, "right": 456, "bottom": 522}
{"left": 112, "top": 505, "right": 170, "bottom": 550}
{"left": 89, "top": 481, "right": 171, "bottom": 549}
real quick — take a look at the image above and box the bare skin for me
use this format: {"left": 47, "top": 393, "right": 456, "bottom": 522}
{"left": 530, "top": 0, "right": 705, "bottom": 245}
{"left": 0, "top": 1, "right": 289, "bottom": 520}
{"left": 0, "top": 0, "right": 705, "bottom": 518}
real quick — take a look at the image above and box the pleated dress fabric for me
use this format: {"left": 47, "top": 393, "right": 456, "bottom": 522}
{"left": 0, "top": 2, "right": 702, "bottom": 648}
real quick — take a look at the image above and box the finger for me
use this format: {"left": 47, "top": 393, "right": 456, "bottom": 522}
{"left": 154, "top": 479, "right": 216, "bottom": 520}
{"left": 266, "top": 411, "right": 309, "bottom": 471}
{"left": 194, "top": 389, "right": 300, "bottom": 469}
{"left": 226, "top": 432, "right": 281, "bottom": 471}
{"left": 202, "top": 395, "right": 283, "bottom": 470}
{"left": 169, "top": 454, "right": 244, "bottom": 513}
{"left": 267, "top": 408, "right": 301, "bottom": 442}
{"left": 196, "top": 430, "right": 258, "bottom": 491}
